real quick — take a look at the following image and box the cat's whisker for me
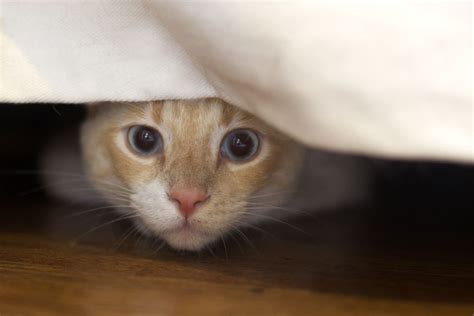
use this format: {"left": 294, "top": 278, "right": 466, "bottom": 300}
{"left": 55, "top": 187, "right": 131, "bottom": 200}
{"left": 133, "top": 230, "right": 147, "bottom": 251}
{"left": 0, "top": 169, "right": 90, "bottom": 178}
{"left": 235, "top": 212, "right": 310, "bottom": 236}
{"left": 53, "top": 197, "right": 93, "bottom": 210}
{"left": 65, "top": 204, "right": 134, "bottom": 218}
{"left": 64, "top": 205, "right": 117, "bottom": 219}
{"left": 241, "top": 223, "right": 276, "bottom": 240}
{"left": 220, "top": 235, "right": 228, "bottom": 260}
{"left": 226, "top": 231, "right": 244, "bottom": 254}
{"left": 74, "top": 213, "right": 140, "bottom": 243}
{"left": 229, "top": 225, "right": 260, "bottom": 256}
{"left": 93, "top": 183, "right": 134, "bottom": 194}
{"left": 112, "top": 225, "right": 138, "bottom": 251}
{"left": 92, "top": 196, "right": 132, "bottom": 205}
{"left": 17, "top": 179, "right": 95, "bottom": 197}
{"left": 42, "top": 185, "right": 131, "bottom": 198}
{"left": 4, "top": 169, "right": 98, "bottom": 184}
{"left": 153, "top": 240, "right": 167, "bottom": 254}
{"left": 248, "top": 189, "right": 296, "bottom": 200}
{"left": 87, "top": 185, "right": 133, "bottom": 196}
{"left": 38, "top": 183, "right": 133, "bottom": 202}
{"left": 245, "top": 203, "right": 315, "bottom": 219}
{"left": 245, "top": 207, "right": 309, "bottom": 219}
{"left": 206, "top": 245, "right": 219, "bottom": 259}
{"left": 245, "top": 205, "right": 287, "bottom": 210}
{"left": 6, "top": 169, "right": 135, "bottom": 194}
{"left": 6, "top": 170, "right": 134, "bottom": 200}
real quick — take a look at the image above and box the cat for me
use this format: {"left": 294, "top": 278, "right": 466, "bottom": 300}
{"left": 41, "top": 98, "right": 370, "bottom": 251}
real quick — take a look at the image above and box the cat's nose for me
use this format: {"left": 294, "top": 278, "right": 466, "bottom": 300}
{"left": 168, "top": 188, "right": 209, "bottom": 218}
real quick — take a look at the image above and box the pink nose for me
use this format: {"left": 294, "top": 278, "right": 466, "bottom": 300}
{"left": 168, "top": 188, "right": 209, "bottom": 218}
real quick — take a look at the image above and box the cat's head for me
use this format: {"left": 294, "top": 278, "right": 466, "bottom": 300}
{"left": 81, "top": 98, "right": 304, "bottom": 251}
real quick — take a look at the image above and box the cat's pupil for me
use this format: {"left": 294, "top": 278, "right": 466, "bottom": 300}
{"left": 128, "top": 125, "right": 162, "bottom": 155}
{"left": 137, "top": 129, "right": 155, "bottom": 150}
{"left": 230, "top": 133, "right": 253, "bottom": 157}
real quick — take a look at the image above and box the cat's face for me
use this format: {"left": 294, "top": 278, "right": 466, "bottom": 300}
{"left": 81, "top": 99, "right": 304, "bottom": 251}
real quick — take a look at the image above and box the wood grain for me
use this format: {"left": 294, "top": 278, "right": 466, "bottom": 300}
{"left": 0, "top": 201, "right": 473, "bottom": 316}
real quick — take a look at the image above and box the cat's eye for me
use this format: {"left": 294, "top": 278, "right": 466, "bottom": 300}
{"left": 221, "top": 129, "right": 260, "bottom": 161}
{"left": 127, "top": 125, "right": 163, "bottom": 156}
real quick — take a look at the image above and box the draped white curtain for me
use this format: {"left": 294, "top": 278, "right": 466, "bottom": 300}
{"left": 1, "top": 1, "right": 472, "bottom": 162}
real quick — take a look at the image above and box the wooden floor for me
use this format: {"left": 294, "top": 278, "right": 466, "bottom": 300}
{"left": 0, "top": 200, "right": 473, "bottom": 316}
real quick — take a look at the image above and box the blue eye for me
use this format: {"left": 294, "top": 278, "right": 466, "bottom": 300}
{"left": 221, "top": 129, "right": 260, "bottom": 161}
{"left": 127, "top": 125, "right": 163, "bottom": 156}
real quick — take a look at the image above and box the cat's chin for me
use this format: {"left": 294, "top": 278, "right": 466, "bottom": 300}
{"left": 131, "top": 217, "right": 219, "bottom": 251}
{"left": 161, "top": 227, "right": 218, "bottom": 251}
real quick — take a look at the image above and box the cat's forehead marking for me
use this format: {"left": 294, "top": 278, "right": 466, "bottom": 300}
{"left": 149, "top": 99, "right": 244, "bottom": 129}
{"left": 137, "top": 100, "right": 222, "bottom": 189}
{"left": 149, "top": 101, "right": 163, "bottom": 124}
{"left": 220, "top": 103, "right": 240, "bottom": 126}
{"left": 149, "top": 100, "right": 231, "bottom": 143}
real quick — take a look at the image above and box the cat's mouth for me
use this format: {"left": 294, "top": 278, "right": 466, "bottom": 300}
{"left": 164, "top": 221, "right": 201, "bottom": 235}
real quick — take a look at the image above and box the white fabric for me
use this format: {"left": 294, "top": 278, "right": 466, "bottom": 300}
{"left": 1, "top": 1, "right": 472, "bottom": 162}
